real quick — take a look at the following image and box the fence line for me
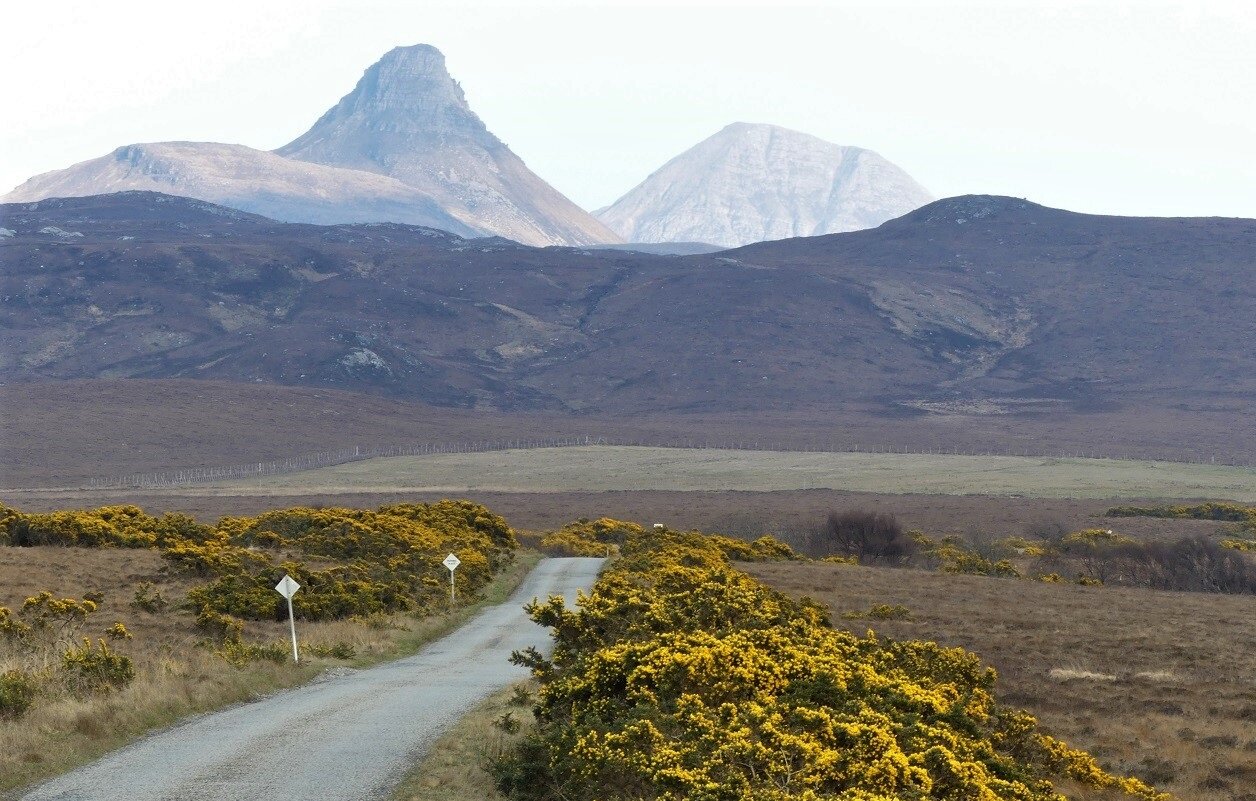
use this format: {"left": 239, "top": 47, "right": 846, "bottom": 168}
{"left": 83, "top": 435, "right": 1256, "bottom": 490}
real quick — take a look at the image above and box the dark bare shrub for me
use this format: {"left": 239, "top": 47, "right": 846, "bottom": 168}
{"left": 1025, "top": 519, "right": 1071, "bottom": 547}
{"left": 809, "top": 510, "right": 917, "bottom": 565}
{"left": 1139, "top": 536, "right": 1256, "bottom": 594}
{"left": 1064, "top": 535, "right": 1256, "bottom": 594}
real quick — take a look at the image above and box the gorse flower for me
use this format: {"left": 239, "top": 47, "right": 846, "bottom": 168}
{"left": 496, "top": 530, "right": 1167, "bottom": 801}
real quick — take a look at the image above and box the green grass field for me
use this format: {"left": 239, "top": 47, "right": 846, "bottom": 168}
{"left": 187, "top": 446, "right": 1256, "bottom": 500}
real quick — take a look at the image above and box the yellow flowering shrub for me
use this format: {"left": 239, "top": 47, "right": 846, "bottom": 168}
{"left": 178, "top": 501, "right": 516, "bottom": 623}
{"left": 496, "top": 530, "right": 1166, "bottom": 801}
{"left": 842, "top": 604, "right": 911, "bottom": 621}
{"left": 552, "top": 518, "right": 646, "bottom": 546}
{"left": 1, "top": 592, "right": 138, "bottom": 711}
{"left": 2, "top": 501, "right": 518, "bottom": 627}
{"left": 0, "top": 505, "right": 212, "bottom": 548}
{"left": 61, "top": 638, "right": 135, "bottom": 693}
{"left": 1220, "top": 538, "right": 1256, "bottom": 551}
{"left": 0, "top": 669, "right": 37, "bottom": 719}
{"left": 998, "top": 537, "right": 1051, "bottom": 557}
{"left": 820, "top": 555, "right": 859, "bottom": 565}
{"left": 1108, "top": 502, "right": 1256, "bottom": 529}
{"left": 1061, "top": 529, "right": 1136, "bottom": 549}
{"left": 540, "top": 529, "right": 616, "bottom": 557}
{"left": 921, "top": 536, "right": 1022, "bottom": 578}
{"left": 540, "top": 519, "right": 797, "bottom": 562}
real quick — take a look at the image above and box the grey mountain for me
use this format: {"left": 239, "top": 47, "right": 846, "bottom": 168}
{"left": 276, "top": 44, "right": 621, "bottom": 247}
{"left": 596, "top": 122, "right": 934, "bottom": 247}
{"left": 2, "top": 142, "right": 481, "bottom": 234}
{"left": 4, "top": 45, "right": 619, "bottom": 246}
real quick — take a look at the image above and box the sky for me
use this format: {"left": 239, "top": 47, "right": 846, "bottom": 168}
{"left": 3, "top": 0, "right": 1254, "bottom": 218}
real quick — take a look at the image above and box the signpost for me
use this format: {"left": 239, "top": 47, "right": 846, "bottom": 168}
{"left": 443, "top": 553, "right": 461, "bottom": 605}
{"left": 275, "top": 574, "right": 301, "bottom": 663}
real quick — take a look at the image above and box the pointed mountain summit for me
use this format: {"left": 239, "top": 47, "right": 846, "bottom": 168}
{"left": 277, "top": 44, "right": 620, "bottom": 246}
{"left": 597, "top": 123, "right": 933, "bottom": 247}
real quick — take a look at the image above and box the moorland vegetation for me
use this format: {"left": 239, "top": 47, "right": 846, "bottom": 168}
{"left": 499, "top": 526, "right": 1165, "bottom": 800}
{"left": 6, "top": 500, "right": 1248, "bottom": 798}
{"left": 0, "top": 499, "right": 522, "bottom": 790}
{"left": 797, "top": 507, "right": 1256, "bottom": 594}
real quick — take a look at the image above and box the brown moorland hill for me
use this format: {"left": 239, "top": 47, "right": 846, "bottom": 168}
{"left": 2, "top": 192, "right": 1253, "bottom": 420}
{"left": 4, "top": 192, "right": 1256, "bottom": 483}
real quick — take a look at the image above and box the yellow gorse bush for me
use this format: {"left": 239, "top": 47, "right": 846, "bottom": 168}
{"left": 541, "top": 519, "right": 798, "bottom": 561}
{"left": 915, "top": 535, "right": 1022, "bottom": 578}
{"left": 1, "top": 500, "right": 519, "bottom": 628}
{"left": 1108, "top": 502, "right": 1256, "bottom": 529}
{"left": 540, "top": 528, "right": 620, "bottom": 557}
{"left": 497, "top": 530, "right": 1166, "bottom": 801}
{"left": 0, "top": 503, "right": 211, "bottom": 548}
{"left": 0, "top": 591, "right": 138, "bottom": 715}
{"left": 1220, "top": 538, "right": 1256, "bottom": 552}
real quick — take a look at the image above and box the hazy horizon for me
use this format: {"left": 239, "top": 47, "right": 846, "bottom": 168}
{"left": 3, "top": 0, "right": 1254, "bottom": 219}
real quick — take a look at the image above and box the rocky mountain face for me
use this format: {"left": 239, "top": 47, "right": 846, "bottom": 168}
{"left": 1, "top": 142, "right": 481, "bottom": 235}
{"left": 3, "top": 45, "right": 619, "bottom": 247}
{"left": 4, "top": 191, "right": 1254, "bottom": 430}
{"left": 275, "top": 44, "right": 620, "bottom": 247}
{"left": 597, "top": 123, "right": 933, "bottom": 247}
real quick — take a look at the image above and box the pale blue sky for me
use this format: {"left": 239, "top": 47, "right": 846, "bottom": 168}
{"left": 3, "top": 0, "right": 1254, "bottom": 218}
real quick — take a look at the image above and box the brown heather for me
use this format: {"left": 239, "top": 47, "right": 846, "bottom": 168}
{"left": 745, "top": 560, "right": 1256, "bottom": 801}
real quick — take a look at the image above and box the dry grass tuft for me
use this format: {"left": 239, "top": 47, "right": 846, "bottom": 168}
{"left": 1048, "top": 667, "right": 1119, "bottom": 682}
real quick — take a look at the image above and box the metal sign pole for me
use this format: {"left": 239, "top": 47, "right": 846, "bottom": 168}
{"left": 287, "top": 594, "right": 299, "bottom": 664}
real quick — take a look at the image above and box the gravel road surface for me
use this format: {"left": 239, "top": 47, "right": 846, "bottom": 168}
{"left": 20, "top": 557, "right": 604, "bottom": 801}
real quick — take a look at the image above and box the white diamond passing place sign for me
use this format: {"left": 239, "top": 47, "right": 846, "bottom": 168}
{"left": 274, "top": 574, "right": 302, "bottom": 663}
{"left": 275, "top": 574, "right": 301, "bottom": 600}
{"left": 443, "top": 553, "right": 461, "bottom": 571}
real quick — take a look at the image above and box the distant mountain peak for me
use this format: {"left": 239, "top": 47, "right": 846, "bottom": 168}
{"left": 275, "top": 44, "right": 619, "bottom": 247}
{"left": 277, "top": 44, "right": 491, "bottom": 166}
{"left": 597, "top": 124, "right": 932, "bottom": 247}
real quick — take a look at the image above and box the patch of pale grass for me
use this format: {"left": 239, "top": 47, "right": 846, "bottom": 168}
{"left": 1048, "top": 667, "right": 1119, "bottom": 682}
{"left": 188, "top": 446, "right": 1256, "bottom": 501}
